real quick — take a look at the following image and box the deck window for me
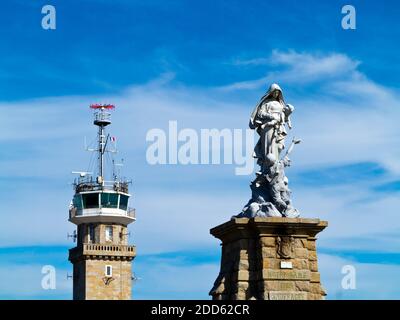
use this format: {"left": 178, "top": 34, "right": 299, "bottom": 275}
{"left": 73, "top": 195, "right": 83, "bottom": 209}
{"left": 119, "top": 195, "right": 129, "bottom": 211}
{"left": 101, "top": 193, "right": 119, "bottom": 208}
{"left": 82, "top": 193, "right": 99, "bottom": 209}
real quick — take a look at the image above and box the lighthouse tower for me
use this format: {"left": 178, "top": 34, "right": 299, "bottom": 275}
{"left": 68, "top": 104, "right": 136, "bottom": 300}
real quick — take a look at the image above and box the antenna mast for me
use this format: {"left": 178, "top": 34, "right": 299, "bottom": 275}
{"left": 90, "top": 104, "right": 115, "bottom": 185}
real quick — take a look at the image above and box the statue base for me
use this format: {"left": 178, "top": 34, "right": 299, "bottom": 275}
{"left": 209, "top": 217, "right": 328, "bottom": 300}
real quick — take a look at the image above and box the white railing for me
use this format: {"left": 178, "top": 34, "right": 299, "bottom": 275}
{"left": 69, "top": 243, "right": 136, "bottom": 259}
{"left": 127, "top": 208, "right": 136, "bottom": 219}
{"left": 69, "top": 206, "right": 136, "bottom": 220}
{"left": 83, "top": 243, "right": 135, "bottom": 253}
{"left": 69, "top": 207, "right": 77, "bottom": 219}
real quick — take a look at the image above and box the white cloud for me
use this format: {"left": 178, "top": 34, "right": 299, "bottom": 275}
{"left": 271, "top": 50, "right": 360, "bottom": 79}
{"left": 231, "top": 57, "right": 270, "bottom": 66}
{"left": 296, "top": 186, "right": 400, "bottom": 253}
{"left": 221, "top": 50, "right": 360, "bottom": 91}
{"left": 218, "top": 76, "right": 270, "bottom": 91}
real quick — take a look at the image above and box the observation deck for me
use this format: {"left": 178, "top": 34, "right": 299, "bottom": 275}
{"left": 69, "top": 177, "right": 135, "bottom": 225}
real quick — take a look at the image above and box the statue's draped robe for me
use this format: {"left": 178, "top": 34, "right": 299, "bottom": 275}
{"left": 249, "top": 84, "right": 288, "bottom": 171}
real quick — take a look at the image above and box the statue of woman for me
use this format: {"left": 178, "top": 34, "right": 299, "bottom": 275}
{"left": 249, "top": 83, "right": 294, "bottom": 172}
{"left": 237, "top": 83, "right": 300, "bottom": 218}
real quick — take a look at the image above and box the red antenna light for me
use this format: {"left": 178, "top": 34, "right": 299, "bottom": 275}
{"left": 90, "top": 104, "right": 115, "bottom": 110}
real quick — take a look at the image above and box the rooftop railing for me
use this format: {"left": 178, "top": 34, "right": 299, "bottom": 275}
{"left": 74, "top": 178, "right": 130, "bottom": 193}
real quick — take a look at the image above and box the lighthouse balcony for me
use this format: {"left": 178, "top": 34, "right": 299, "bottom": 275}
{"left": 69, "top": 243, "right": 136, "bottom": 262}
{"left": 69, "top": 206, "right": 136, "bottom": 225}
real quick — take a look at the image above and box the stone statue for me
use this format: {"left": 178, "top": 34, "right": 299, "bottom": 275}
{"left": 237, "top": 83, "right": 300, "bottom": 218}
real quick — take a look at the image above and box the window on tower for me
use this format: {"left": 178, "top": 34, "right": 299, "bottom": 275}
{"left": 73, "top": 195, "right": 83, "bottom": 209}
{"left": 101, "top": 192, "right": 119, "bottom": 208}
{"left": 119, "top": 195, "right": 129, "bottom": 211}
{"left": 105, "top": 226, "right": 113, "bottom": 242}
{"left": 105, "top": 265, "right": 112, "bottom": 277}
{"left": 87, "top": 224, "right": 95, "bottom": 243}
{"left": 82, "top": 193, "right": 99, "bottom": 209}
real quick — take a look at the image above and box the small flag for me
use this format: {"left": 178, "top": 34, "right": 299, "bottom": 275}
{"left": 111, "top": 136, "right": 116, "bottom": 142}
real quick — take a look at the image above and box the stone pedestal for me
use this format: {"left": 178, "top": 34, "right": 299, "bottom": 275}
{"left": 209, "top": 217, "right": 328, "bottom": 300}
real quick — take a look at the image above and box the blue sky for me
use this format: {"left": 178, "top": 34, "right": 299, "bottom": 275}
{"left": 1, "top": 0, "right": 400, "bottom": 299}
